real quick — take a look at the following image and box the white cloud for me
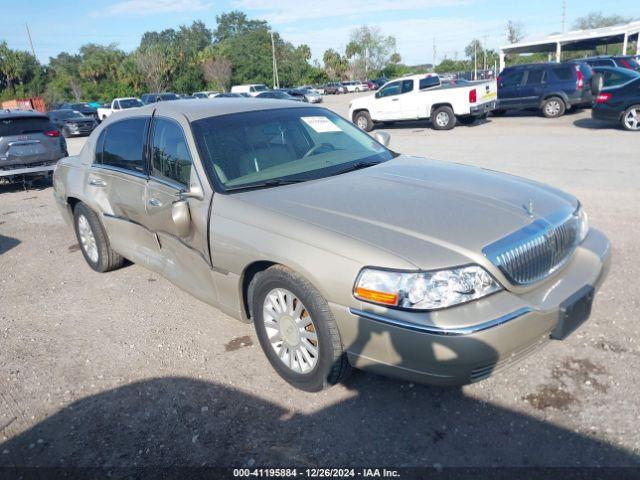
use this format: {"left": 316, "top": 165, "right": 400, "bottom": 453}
{"left": 234, "top": 0, "right": 469, "bottom": 24}
{"left": 92, "top": 0, "right": 213, "bottom": 17}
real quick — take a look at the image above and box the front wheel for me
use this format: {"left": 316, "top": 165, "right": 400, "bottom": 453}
{"left": 431, "top": 106, "right": 456, "bottom": 130}
{"left": 250, "top": 265, "right": 351, "bottom": 391}
{"left": 73, "top": 202, "right": 125, "bottom": 272}
{"left": 541, "top": 97, "right": 566, "bottom": 118}
{"left": 353, "top": 111, "right": 373, "bottom": 131}
{"left": 621, "top": 105, "right": 640, "bottom": 131}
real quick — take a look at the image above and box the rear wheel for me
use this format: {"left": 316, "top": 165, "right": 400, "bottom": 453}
{"left": 541, "top": 97, "right": 566, "bottom": 118}
{"left": 354, "top": 111, "right": 373, "bottom": 131}
{"left": 431, "top": 106, "right": 456, "bottom": 130}
{"left": 621, "top": 105, "right": 640, "bottom": 131}
{"left": 73, "top": 202, "right": 124, "bottom": 273}
{"left": 250, "top": 265, "right": 351, "bottom": 391}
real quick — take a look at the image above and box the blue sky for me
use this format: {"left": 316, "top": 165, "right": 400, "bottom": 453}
{"left": 1, "top": 0, "right": 637, "bottom": 65}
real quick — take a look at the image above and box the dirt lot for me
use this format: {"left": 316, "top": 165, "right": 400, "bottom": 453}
{"left": 1, "top": 95, "right": 639, "bottom": 470}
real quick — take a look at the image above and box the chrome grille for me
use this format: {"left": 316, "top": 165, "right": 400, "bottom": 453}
{"left": 483, "top": 207, "right": 580, "bottom": 285}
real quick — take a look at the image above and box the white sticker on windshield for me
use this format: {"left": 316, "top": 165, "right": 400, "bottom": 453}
{"left": 301, "top": 116, "right": 342, "bottom": 133}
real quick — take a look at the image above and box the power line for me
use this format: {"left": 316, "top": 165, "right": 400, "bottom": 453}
{"left": 25, "top": 23, "right": 36, "bottom": 58}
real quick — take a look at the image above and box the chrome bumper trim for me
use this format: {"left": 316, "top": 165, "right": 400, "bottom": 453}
{"left": 348, "top": 307, "right": 532, "bottom": 336}
{"left": 0, "top": 165, "right": 55, "bottom": 177}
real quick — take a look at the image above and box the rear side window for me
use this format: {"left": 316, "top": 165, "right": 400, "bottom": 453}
{"left": 151, "top": 118, "right": 192, "bottom": 186}
{"left": 551, "top": 66, "right": 574, "bottom": 81}
{"left": 419, "top": 76, "right": 440, "bottom": 89}
{"left": 401, "top": 80, "right": 414, "bottom": 93}
{"left": 100, "top": 118, "right": 148, "bottom": 174}
{"left": 525, "top": 70, "right": 546, "bottom": 85}
{"left": 0, "top": 117, "right": 55, "bottom": 136}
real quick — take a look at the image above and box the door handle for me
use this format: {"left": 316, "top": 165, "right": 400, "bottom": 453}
{"left": 391, "top": 98, "right": 399, "bottom": 101}
{"left": 89, "top": 178, "right": 107, "bottom": 187}
{"left": 148, "top": 197, "right": 163, "bottom": 207}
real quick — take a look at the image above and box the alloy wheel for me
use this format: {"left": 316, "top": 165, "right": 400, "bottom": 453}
{"left": 624, "top": 108, "right": 640, "bottom": 130}
{"left": 77, "top": 214, "right": 99, "bottom": 263}
{"left": 263, "top": 288, "right": 319, "bottom": 374}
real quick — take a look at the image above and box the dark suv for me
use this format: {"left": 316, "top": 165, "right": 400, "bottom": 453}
{"left": 580, "top": 56, "right": 640, "bottom": 73}
{"left": 495, "top": 62, "right": 597, "bottom": 118}
{"left": 0, "top": 110, "right": 67, "bottom": 181}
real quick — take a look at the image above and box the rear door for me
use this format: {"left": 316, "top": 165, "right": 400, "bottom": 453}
{"left": 88, "top": 116, "right": 159, "bottom": 267}
{"left": 519, "top": 69, "right": 547, "bottom": 108}
{"left": 140, "top": 115, "right": 217, "bottom": 305}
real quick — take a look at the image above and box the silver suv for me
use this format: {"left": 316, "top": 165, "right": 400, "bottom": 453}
{"left": 0, "top": 110, "right": 67, "bottom": 181}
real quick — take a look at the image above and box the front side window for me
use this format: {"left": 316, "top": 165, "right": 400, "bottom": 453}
{"left": 151, "top": 118, "right": 192, "bottom": 186}
{"left": 192, "top": 107, "right": 393, "bottom": 191}
{"left": 501, "top": 71, "right": 524, "bottom": 87}
{"left": 100, "top": 118, "right": 148, "bottom": 174}
{"left": 378, "top": 81, "right": 401, "bottom": 97}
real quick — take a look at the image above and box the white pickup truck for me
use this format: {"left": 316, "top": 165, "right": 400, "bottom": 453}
{"left": 97, "top": 97, "right": 144, "bottom": 121}
{"left": 348, "top": 74, "right": 497, "bottom": 131}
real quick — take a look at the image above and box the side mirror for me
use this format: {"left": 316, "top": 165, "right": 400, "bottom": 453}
{"left": 375, "top": 91, "right": 381, "bottom": 99}
{"left": 176, "top": 184, "right": 204, "bottom": 201}
{"left": 373, "top": 131, "right": 391, "bottom": 147}
{"left": 171, "top": 200, "right": 191, "bottom": 238}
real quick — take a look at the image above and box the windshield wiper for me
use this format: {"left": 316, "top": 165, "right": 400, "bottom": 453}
{"left": 224, "top": 178, "right": 307, "bottom": 192}
{"left": 334, "top": 161, "right": 381, "bottom": 175}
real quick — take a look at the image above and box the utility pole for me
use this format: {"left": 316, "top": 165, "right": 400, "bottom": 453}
{"left": 270, "top": 31, "right": 279, "bottom": 89}
{"left": 482, "top": 35, "right": 488, "bottom": 71}
{"left": 25, "top": 23, "right": 36, "bottom": 59}
{"left": 473, "top": 41, "right": 477, "bottom": 80}
{"left": 562, "top": 0, "right": 567, "bottom": 32}
{"left": 432, "top": 37, "right": 436, "bottom": 71}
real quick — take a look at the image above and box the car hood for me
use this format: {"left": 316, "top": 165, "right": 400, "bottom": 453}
{"left": 236, "top": 155, "right": 577, "bottom": 270}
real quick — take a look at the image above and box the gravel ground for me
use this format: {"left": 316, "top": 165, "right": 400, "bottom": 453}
{"left": 1, "top": 95, "right": 639, "bottom": 470}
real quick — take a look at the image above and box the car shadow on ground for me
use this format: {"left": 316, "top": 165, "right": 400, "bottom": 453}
{"left": 573, "top": 118, "right": 618, "bottom": 130}
{"left": 1, "top": 315, "right": 638, "bottom": 473}
{"left": 0, "top": 234, "right": 20, "bottom": 255}
{"left": 0, "top": 177, "right": 52, "bottom": 195}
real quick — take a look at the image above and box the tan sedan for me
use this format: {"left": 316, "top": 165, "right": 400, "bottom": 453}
{"left": 53, "top": 99, "right": 610, "bottom": 391}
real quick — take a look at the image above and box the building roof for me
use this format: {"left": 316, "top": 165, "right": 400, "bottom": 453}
{"left": 501, "top": 21, "right": 640, "bottom": 54}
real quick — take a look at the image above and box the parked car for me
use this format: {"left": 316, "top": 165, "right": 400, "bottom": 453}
{"left": 275, "top": 88, "right": 307, "bottom": 102}
{"left": 297, "top": 88, "right": 323, "bottom": 103}
{"left": 210, "top": 92, "right": 245, "bottom": 98}
{"left": 231, "top": 84, "right": 270, "bottom": 97}
{"left": 60, "top": 102, "right": 99, "bottom": 122}
{"left": 592, "top": 76, "right": 640, "bottom": 131}
{"left": 193, "top": 91, "right": 219, "bottom": 99}
{"left": 1, "top": 110, "right": 67, "bottom": 181}
{"left": 494, "top": 62, "right": 599, "bottom": 118}
{"left": 323, "top": 82, "right": 345, "bottom": 95}
{"left": 580, "top": 55, "right": 640, "bottom": 73}
{"left": 48, "top": 109, "right": 97, "bottom": 137}
{"left": 255, "top": 91, "right": 302, "bottom": 101}
{"left": 342, "top": 81, "right": 368, "bottom": 93}
{"left": 97, "top": 97, "right": 143, "bottom": 121}
{"left": 52, "top": 100, "right": 610, "bottom": 391}
{"left": 365, "top": 81, "right": 378, "bottom": 91}
{"left": 591, "top": 66, "right": 640, "bottom": 89}
{"left": 349, "top": 73, "right": 497, "bottom": 131}
{"left": 140, "top": 93, "right": 180, "bottom": 105}
{"left": 371, "top": 77, "right": 388, "bottom": 89}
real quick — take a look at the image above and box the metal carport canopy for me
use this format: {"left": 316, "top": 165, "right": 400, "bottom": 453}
{"left": 499, "top": 21, "right": 640, "bottom": 71}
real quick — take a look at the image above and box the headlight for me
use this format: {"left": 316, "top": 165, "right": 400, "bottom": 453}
{"left": 353, "top": 265, "right": 502, "bottom": 310}
{"left": 576, "top": 206, "right": 589, "bottom": 243}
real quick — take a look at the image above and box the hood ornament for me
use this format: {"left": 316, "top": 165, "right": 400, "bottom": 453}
{"left": 523, "top": 199, "right": 535, "bottom": 217}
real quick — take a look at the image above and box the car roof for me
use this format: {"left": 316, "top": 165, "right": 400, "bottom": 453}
{"left": 0, "top": 109, "right": 48, "bottom": 120}
{"left": 107, "top": 98, "right": 311, "bottom": 122}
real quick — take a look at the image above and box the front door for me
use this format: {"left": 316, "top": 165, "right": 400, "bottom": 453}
{"left": 371, "top": 81, "right": 404, "bottom": 120}
{"left": 498, "top": 70, "right": 526, "bottom": 108}
{"left": 140, "top": 116, "right": 217, "bottom": 305}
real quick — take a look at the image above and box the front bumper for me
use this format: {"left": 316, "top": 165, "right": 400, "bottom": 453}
{"left": 470, "top": 100, "right": 496, "bottom": 116}
{"left": 332, "top": 228, "right": 611, "bottom": 385}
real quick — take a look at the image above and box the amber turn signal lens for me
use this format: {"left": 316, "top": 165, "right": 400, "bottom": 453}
{"left": 354, "top": 287, "right": 399, "bottom": 306}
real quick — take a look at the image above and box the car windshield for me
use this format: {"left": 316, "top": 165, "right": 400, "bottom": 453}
{"left": 192, "top": 107, "right": 394, "bottom": 191}
{"left": 159, "top": 93, "right": 179, "bottom": 101}
{"left": 619, "top": 57, "right": 640, "bottom": 71}
{"left": 53, "top": 110, "right": 84, "bottom": 120}
{"left": 253, "top": 85, "right": 269, "bottom": 92}
{"left": 120, "top": 98, "right": 143, "bottom": 108}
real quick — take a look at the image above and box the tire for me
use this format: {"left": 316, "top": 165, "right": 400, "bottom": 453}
{"left": 73, "top": 202, "right": 125, "bottom": 273}
{"left": 456, "top": 115, "right": 478, "bottom": 126}
{"left": 431, "top": 106, "right": 456, "bottom": 130}
{"left": 249, "top": 265, "right": 351, "bottom": 391}
{"left": 621, "top": 104, "right": 640, "bottom": 131}
{"left": 491, "top": 109, "right": 507, "bottom": 116}
{"left": 353, "top": 111, "right": 373, "bottom": 131}
{"left": 541, "top": 97, "right": 566, "bottom": 118}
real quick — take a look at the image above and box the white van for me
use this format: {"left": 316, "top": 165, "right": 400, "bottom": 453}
{"left": 231, "top": 84, "right": 270, "bottom": 97}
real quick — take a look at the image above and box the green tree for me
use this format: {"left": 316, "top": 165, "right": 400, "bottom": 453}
{"left": 346, "top": 26, "right": 396, "bottom": 79}
{"left": 323, "top": 49, "right": 348, "bottom": 80}
{"left": 573, "top": 12, "right": 630, "bottom": 29}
